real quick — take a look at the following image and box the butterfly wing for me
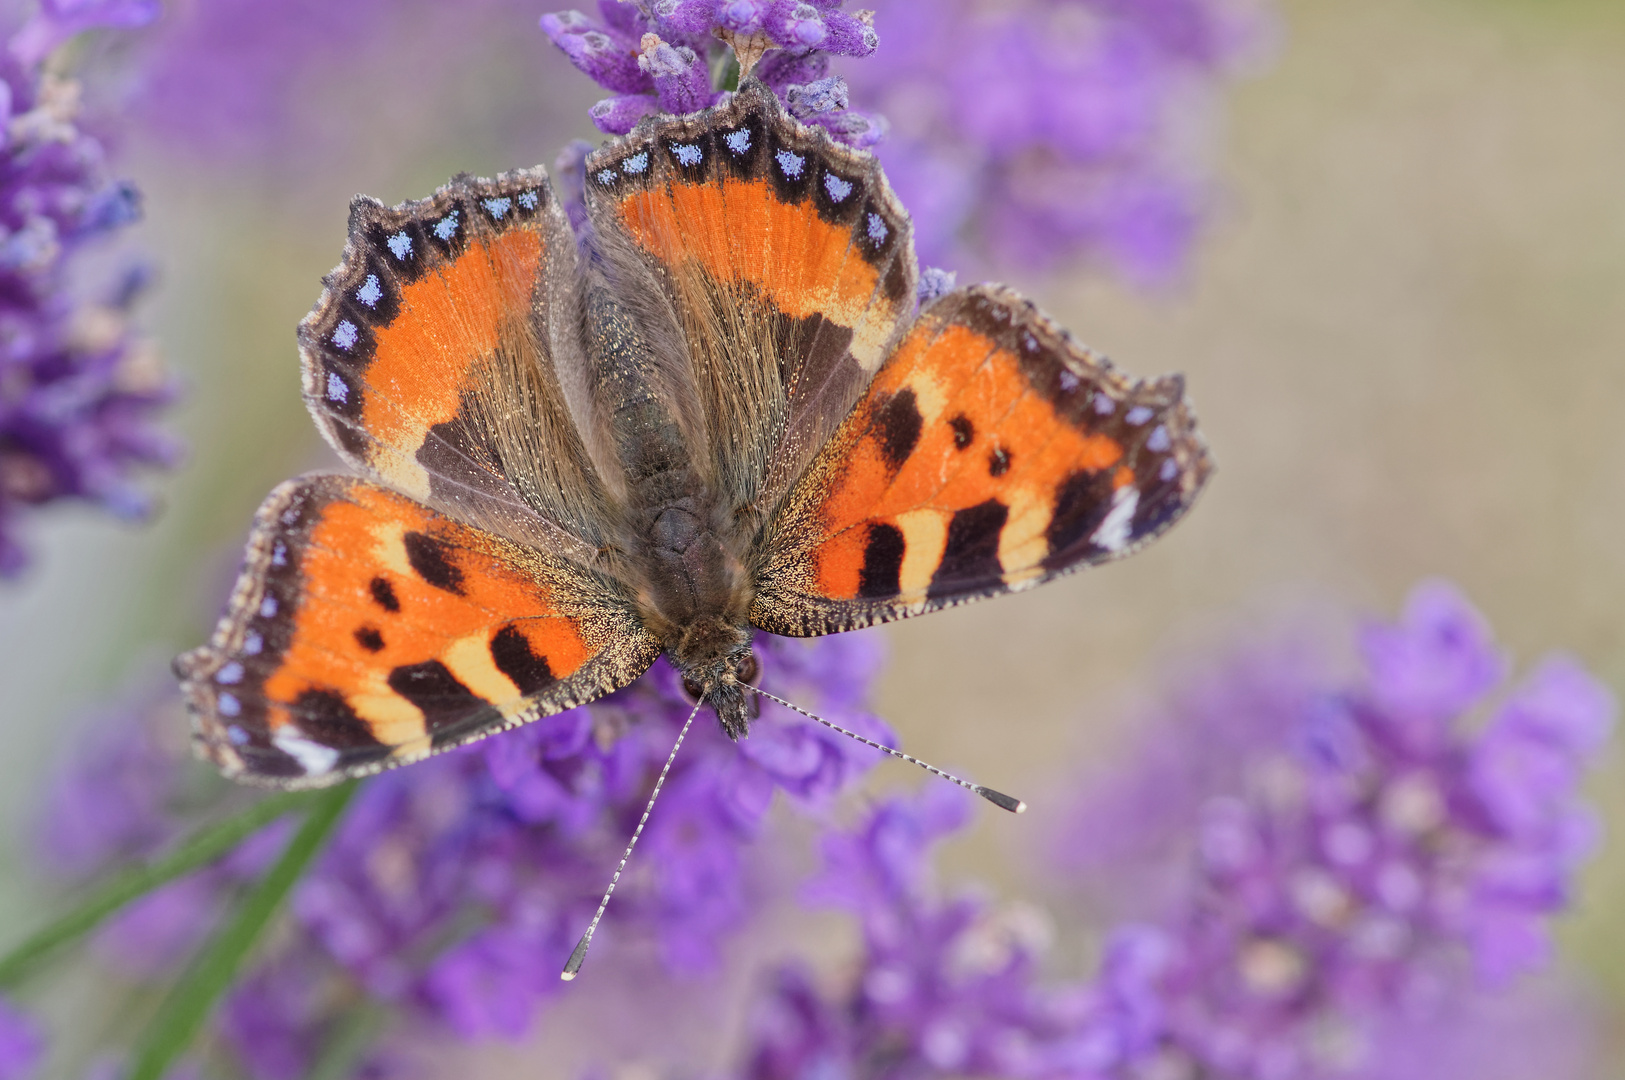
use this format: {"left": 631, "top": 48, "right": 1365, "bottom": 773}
{"left": 583, "top": 79, "right": 917, "bottom": 530}
{"left": 176, "top": 476, "right": 660, "bottom": 788}
{"left": 300, "top": 168, "right": 608, "bottom": 563}
{"left": 751, "top": 285, "right": 1213, "bottom": 636}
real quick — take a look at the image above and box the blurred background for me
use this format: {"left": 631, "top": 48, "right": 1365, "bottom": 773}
{"left": 0, "top": 0, "right": 1622, "bottom": 1075}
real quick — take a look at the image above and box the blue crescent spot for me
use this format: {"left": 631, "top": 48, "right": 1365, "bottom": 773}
{"left": 216, "top": 661, "right": 244, "bottom": 685}
{"left": 387, "top": 231, "right": 412, "bottom": 260}
{"left": 1125, "top": 405, "right": 1154, "bottom": 425}
{"left": 332, "top": 320, "right": 359, "bottom": 350}
{"left": 226, "top": 723, "right": 249, "bottom": 744}
{"left": 242, "top": 631, "right": 263, "bottom": 655}
{"left": 866, "top": 212, "right": 888, "bottom": 244}
{"left": 597, "top": 169, "right": 616, "bottom": 185}
{"left": 326, "top": 371, "right": 349, "bottom": 403}
{"left": 823, "top": 174, "right": 853, "bottom": 202}
{"left": 623, "top": 151, "right": 650, "bottom": 175}
{"left": 1147, "top": 425, "right": 1171, "bottom": 453}
{"left": 1058, "top": 369, "right": 1080, "bottom": 393}
{"left": 518, "top": 190, "right": 539, "bottom": 209}
{"left": 672, "top": 143, "right": 703, "bottom": 167}
{"left": 776, "top": 149, "right": 805, "bottom": 179}
{"left": 433, "top": 211, "right": 459, "bottom": 241}
{"left": 271, "top": 541, "right": 287, "bottom": 566}
{"left": 1093, "top": 395, "right": 1116, "bottom": 415}
{"left": 483, "top": 196, "right": 512, "bottom": 219}
{"left": 1160, "top": 458, "right": 1179, "bottom": 482}
{"left": 259, "top": 595, "right": 278, "bottom": 618}
{"left": 218, "top": 694, "right": 242, "bottom": 719}
{"left": 726, "top": 129, "right": 751, "bottom": 154}
{"left": 356, "top": 274, "right": 382, "bottom": 308}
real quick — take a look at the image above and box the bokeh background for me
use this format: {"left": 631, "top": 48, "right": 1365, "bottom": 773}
{"left": 1, "top": 0, "right": 1622, "bottom": 1074}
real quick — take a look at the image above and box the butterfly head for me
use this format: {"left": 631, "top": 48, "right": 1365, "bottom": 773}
{"left": 673, "top": 616, "right": 760, "bottom": 740}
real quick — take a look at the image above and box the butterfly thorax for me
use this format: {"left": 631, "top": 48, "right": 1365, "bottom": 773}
{"left": 585, "top": 280, "right": 758, "bottom": 739}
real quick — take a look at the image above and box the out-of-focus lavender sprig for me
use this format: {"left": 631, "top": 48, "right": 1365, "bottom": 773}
{"left": 540, "top": 1, "right": 883, "bottom": 142}
{"left": 843, "top": 0, "right": 1271, "bottom": 283}
{"left": 1052, "top": 580, "right": 1614, "bottom": 1077}
{"left": 41, "top": 632, "right": 891, "bottom": 1076}
{"left": 0, "top": 0, "right": 179, "bottom": 577}
{"left": 0, "top": 996, "right": 45, "bottom": 1080}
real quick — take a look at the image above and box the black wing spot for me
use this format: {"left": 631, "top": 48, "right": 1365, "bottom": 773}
{"left": 370, "top": 576, "right": 401, "bottom": 613}
{"left": 490, "top": 624, "right": 557, "bottom": 696}
{"left": 857, "top": 522, "right": 905, "bottom": 599}
{"left": 930, "top": 499, "right": 1009, "bottom": 597}
{"left": 988, "top": 445, "right": 1012, "bottom": 477}
{"left": 290, "top": 689, "right": 386, "bottom": 750}
{"left": 354, "top": 626, "right": 385, "bottom": 653}
{"left": 1044, "top": 470, "right": 1116, "bottom": 564}
{"left": 404, "top": 531, "right": 465, "bottom": 595}
{"left": 387, "top": 660, "right": 485, "bottom": 742}
{"left": 874, "top": 388, "right": 922, "bottom": 472}
{"left": 949, "top": 413, "right": 975, "bottom": 450}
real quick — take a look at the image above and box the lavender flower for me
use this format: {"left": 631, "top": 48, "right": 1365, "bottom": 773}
{"left": 1052, "top": 580, "right": 1613, "bottom": 1076}
{"left": 43, "top": 632, "right": 891, "bottom": 1076}
{"left": 0, "top": 997, "right": 44, "bottom": 1080}
{"left": 842, "top": 0, "right": 1269, "bottom": 281}
{"left": 540, "top": 0, "right": 881, "bottom": 139}
{"left": 0, "top": 1, "right": 179, "bottom": 576}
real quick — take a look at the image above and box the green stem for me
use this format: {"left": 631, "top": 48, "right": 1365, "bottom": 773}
{"left": 0, "top": 789, "right": 320, "bottom": 989}
{"left": 126, "top": 781, "right": 357, "bottom": 1080}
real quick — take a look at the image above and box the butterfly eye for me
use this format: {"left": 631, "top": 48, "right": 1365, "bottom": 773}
{"left": 737, "top": 653, "right": 760, "bottom": 686}
{"left": 681, "top": 675, "right": 705, "bottom": 702}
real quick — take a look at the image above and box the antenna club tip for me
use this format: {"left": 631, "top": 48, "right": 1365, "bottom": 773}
{"left": 1015, "top": 800, "right": 1029, "bottom": 814}
{"left": 974, "top": 785, "right": 1026, "bottom": 814}
{"left": 560, "top": 970, "right": 577, "bottom": 981}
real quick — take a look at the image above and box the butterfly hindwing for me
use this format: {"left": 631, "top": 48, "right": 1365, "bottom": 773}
{"left": 176, "top": 475, "right": 660, "bottom": 788}
{"left": 585, "top": 79, "right": 917, "bottom": 529}
{"left": 751, "top": 285, "right": 1214, "bottom": 636}
{"left": 300, "top": 168, "right": 608, "bottom": 563}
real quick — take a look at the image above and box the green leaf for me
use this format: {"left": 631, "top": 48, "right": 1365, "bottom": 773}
{"left": 0, "top": 789, "right": 320, "bottom": 989}
{"left": 126, "top": 781, "right": 357, "bottom": 1080}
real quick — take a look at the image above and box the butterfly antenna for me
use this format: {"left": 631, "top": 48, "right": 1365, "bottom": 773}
{"left": 561, "top": 696, "right": 704, "bottom": 981}
{"left": 740, "top": 681, "right": 1027, "bottom": 815}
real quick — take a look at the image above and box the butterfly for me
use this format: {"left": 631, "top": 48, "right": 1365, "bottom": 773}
{"left": 175, "top": 79, "right": 1213, "bottom": 790}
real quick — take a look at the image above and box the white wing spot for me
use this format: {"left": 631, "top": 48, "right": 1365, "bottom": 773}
{"left": 824, "top": 173, "right": 853, "bottom": 202}
{"left": 355, "top": 274, "right": 382, "bottom": 308}
{"left": 726, "top": 129, "right": 751, "bottom": 154}
{"left": 1147, "top": 425, "right": 1171, "bottom": 452}
{"left": 483, "top": 196, "right": 512, "bottom": 219}
{"left": 387, "top": 231, "right": 412, "bottom": 260}
{"left": 433, "top": 211, "right": 459, "bottom": 241}
{"left": 326, "top": 372, "right": 349, "bottom": 404}
{"left": 623, "top": 151, "right": 650, "bottom": 175}
{"left": 332, "top": 321, "right": 359, "bottom": 350}
{"left": 867, "top": 212, "right": 889, "bottom": 244}
{"left": 274, "top": 725, "right": 340, "bottom": 776}
{"left": 1092, "top": 486, "right": 1141, "bottom": 553}
{"left": 672, "top": 143, "right": 702, "bottom": 167}
{"left": 776, "top": 149, "right": 805, "bottom": 178}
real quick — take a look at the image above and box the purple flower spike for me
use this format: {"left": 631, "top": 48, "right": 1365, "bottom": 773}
{"left": 766, "top": 2, "right": 828, "bottom": 49}
{"left": 540, "top": 11, "right": 653, "bottom": 96}
{"left": 0, "top": 10, "right": 179, "bottom": 575}
{"left": 1362, "top": 578, "right": 1507, "bottom": 729}
{"left": 638, "top": 33, "right": 720, "bottom": 115}
{"left": 717, "top": 0, "right": 769, "bottom": 35}
{"left": 0, "top": 998, "right": 45, "bottom": 1080}
{"left": 589, "top": 93, "right": 662, "bottom": 134}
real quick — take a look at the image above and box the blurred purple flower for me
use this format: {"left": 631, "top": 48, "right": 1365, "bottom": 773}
{"left": 44, "top": 632, "right": 890, "bottom": 1077}
{"left": 842, "top": 0, "right": 1270, "bottom": 283}
{"left": 0, "top": 997, "right": 44, "bottom": 1080}
{"left": 540, "top": 0, "right": 881, "bottom": 139}
{"left": 0, "top": 2, "right": 179, "bottom": 575}
{"left": 1052, "top": 580, "right": 1613, "bottom": 1076}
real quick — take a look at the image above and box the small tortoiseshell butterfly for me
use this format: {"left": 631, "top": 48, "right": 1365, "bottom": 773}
{"left": 176, "top": 80, "right": 1213, "bottom": 790}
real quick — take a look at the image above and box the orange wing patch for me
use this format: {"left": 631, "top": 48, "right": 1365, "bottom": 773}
{"left": 177, "top": 476, "right": 659, "bottom": 788}
{"left": 751, "top": 286, "right": 1213, "bottom": 637}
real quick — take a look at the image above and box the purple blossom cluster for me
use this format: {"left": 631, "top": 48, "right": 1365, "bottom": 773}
{"left": 728, "top": 582, "right": 1612, "bottom": 1080}
{"left": 0, "top": 996, "right": 44, "bottom": 1080}
{"left": 43, "top": 632, "right": 891, "bottom": 1077}
{"left": 843, "top": 0, "right": 1270, "bottom": 281}
{"left": 541, "top": 1, "right": 882, "bottom": 144}
{"left": 0, "top": 0, "right": 179, "bottom": 575}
